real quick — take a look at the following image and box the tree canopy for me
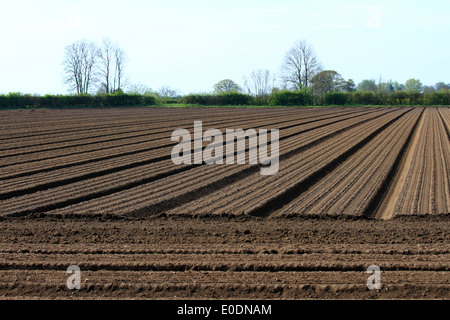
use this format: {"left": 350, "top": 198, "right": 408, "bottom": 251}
{"left": 404, "top": 79, "right": 423, "bottom": 93}
{"left": 214, "top": 79, "right": 242, "bottom": 93}
{"left": 311, "top": 70, "right": 346, "bottom": 97}
{"left": 357, "top": 80, "right": 377, "bottom": 93}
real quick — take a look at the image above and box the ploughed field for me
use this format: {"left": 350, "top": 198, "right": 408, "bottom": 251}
{"left": 0, "top": 106, "right": 449, "bottom": 299}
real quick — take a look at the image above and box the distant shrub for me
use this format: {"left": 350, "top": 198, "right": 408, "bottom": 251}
{"left": 429, "top": 92, "right": 450, "bottom": 105}
{"left": 182, "top": 93, "right": 215, "bottom": 105}
{"left": 0, "top": 93, "right": 156, "bottom": 109}
{"left": 216, "top": 92, "right": 252, "bottom": 105}
{"left": 386, "top": 91, "right": 408, "bottom": 105}
{"left": 324, "top": 92, "right": 348, "bottom": 105}
{"left": 142, "top": 95, "right": 157, "bottom": 106}
{"left": 407, "top": 92, "right": 423, "bottom": 105}
{"left": 351, "top": 91, "right": 378, "bottom": 105}
{"left": 182, "top": 92, "right": 252, "bottom": 106}
{"left": 0, "top": 92, "right": 39, "bottom": 108}
{"left": 385, "top": 91, "right": 425, "bottom": 105}
{"left": 2, "top": 90, "right": 449, "bottom": 109}
{"left": 270, "top": 90, "right": 311, "bottom": 106}
{"left": 161, "top": 98, "right": 180, "bottom": 104}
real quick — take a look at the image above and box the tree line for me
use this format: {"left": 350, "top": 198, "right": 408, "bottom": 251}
{"left": 180, "top": 88, "right": 450, "bottom": 106}
{"left": 136, "top": 39, "right": 450, "bottom": 106}
{"left": 2, "top": 38, "right": 449, "bottom": 108}
{"left": 189, "top": 39, "right": 449, "bottom": 106}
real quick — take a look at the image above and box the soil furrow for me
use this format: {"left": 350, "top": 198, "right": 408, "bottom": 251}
{"left": 34, "top": 109, "right": 390, "bottom": 218}
{"left": 162, "top": 110, "right": 404, "bottom": 217}
{"left": 0, "top": 109, "right": 356, "bottom": 167}
{"left": 0, "top": 109, "right": 369, "bottom": 177}
{"left": 245, "top": 109, "right": 412, "bottom": 217}
{"left": 277, "top": 109, "right": 421, "bottom": 217}
{"left": 0, "top": 109, "right": 380, "bottom": 208}
{"left": 0, "top": 108, "right": 312, "bottom": 153}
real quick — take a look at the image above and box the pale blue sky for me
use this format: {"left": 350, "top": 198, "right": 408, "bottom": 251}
{"left": 1, "top": 0, "right": 449, "bottom": 95}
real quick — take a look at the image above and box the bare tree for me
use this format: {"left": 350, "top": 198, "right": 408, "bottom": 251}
{"left": 243, "top": 69, "right": 275, "bottom": 105}
{"left": 281, "top": 44, "right": 303, "bottom": 90}
{"left": 113, "top": 45, "right": 126, "bottom": 92}
{"left": 99, "top": 38, "right": 127, "bottom": 94}
{"left": 64, "top": 40, "right": 100, "bottom": 94}
{"left": 127, "top": 83, "right": 154, "bottom": 95}
{"left": 281, "top": 40, "right": 322, "bottom": 91}
{"left": 159, "top": 86, "right": 179, "bottom": 99}
{"left": 64, "top": 38, "right": 127, "bottom": 94}
{"left": 99, "top": 38, "right": 113, "bottom": 94}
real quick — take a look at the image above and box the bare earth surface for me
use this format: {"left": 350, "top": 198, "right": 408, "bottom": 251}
{"left": 0, "top": 107, "right": 448, "bottom": 300}
{"left": 0, "top": 215, "right": 448, "bottom": 300}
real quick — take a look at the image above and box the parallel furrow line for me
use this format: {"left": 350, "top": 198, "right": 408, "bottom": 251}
{"left": 246, "top": 109, "right": 413, "bottom": 217}
{"left": 2, "top": 110, "right": 386, "bottom": 216}
{"left": 0, "top": 109, "right": 356, "bottom": 166}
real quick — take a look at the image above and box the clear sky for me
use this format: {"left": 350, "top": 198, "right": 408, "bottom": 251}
{"left": 1, "top": 0, "right": 449, "bottom": 95}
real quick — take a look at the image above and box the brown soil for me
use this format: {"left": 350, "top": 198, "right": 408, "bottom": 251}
{"left": 0, "top": 106, "right": 448, "bottom": 300}
{"left": 0, "top": 215, "right": 448, "bottom": 300}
